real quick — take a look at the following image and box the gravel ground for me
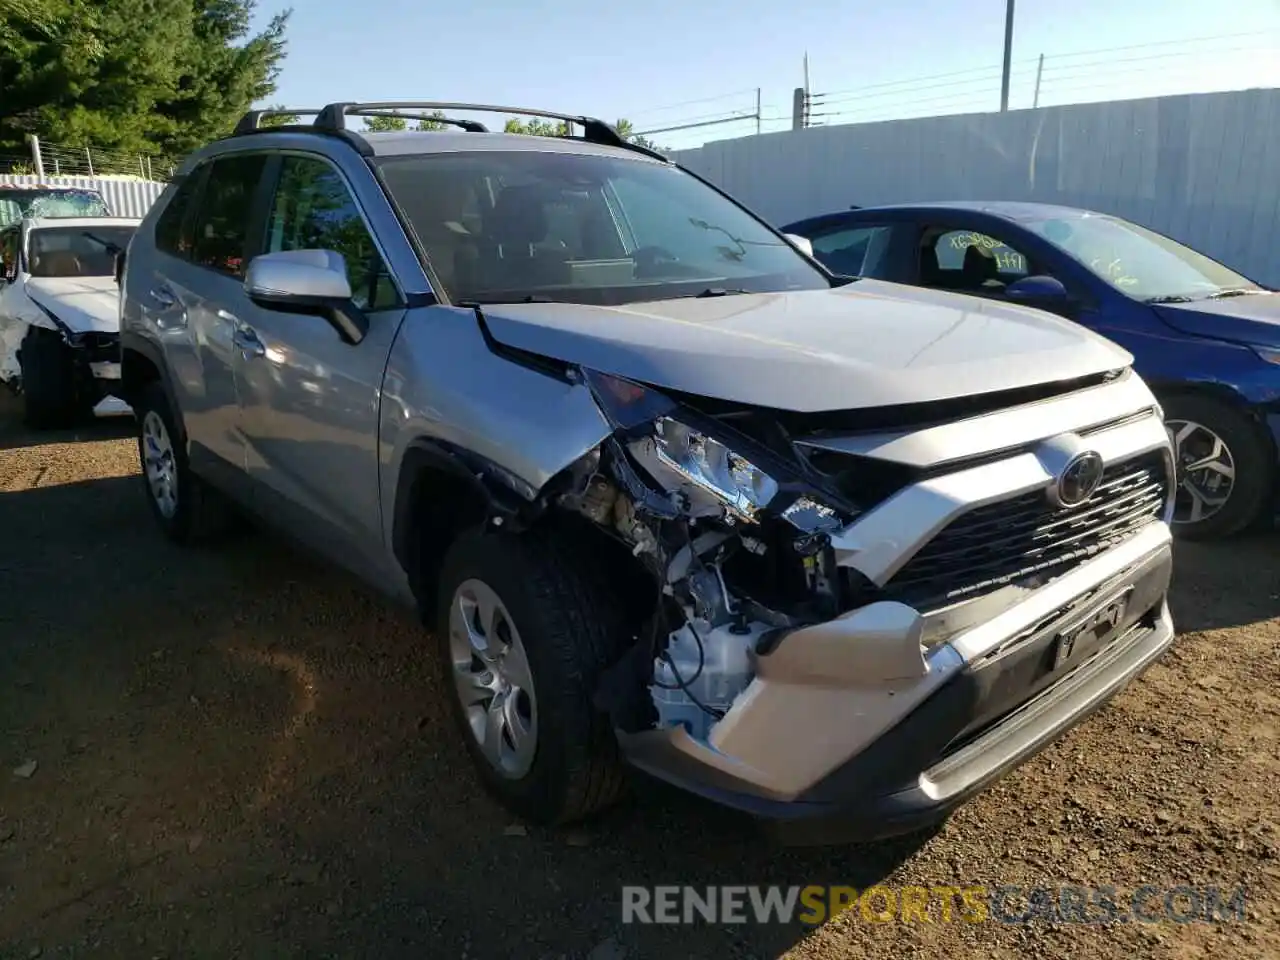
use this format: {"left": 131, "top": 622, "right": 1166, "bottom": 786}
{"left": 1, "top": 393, "right": 1278, "bottom": 959}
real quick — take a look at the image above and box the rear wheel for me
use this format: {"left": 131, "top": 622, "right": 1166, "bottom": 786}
{"left": 1162, "top": 393, "right": 1273, "bottom": 540}
{"left": 18, "top": 327, "right": 80, "bottom": 429}
{"left": 435, "top": 529, "right": 631, "bottom": 824}
{"left": 134, "top": 381, "right": 235, "bottom": 544}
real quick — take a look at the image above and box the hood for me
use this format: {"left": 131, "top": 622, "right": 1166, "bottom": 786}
{"left": 1152, "top": 291, "right": 1280, "bottom": 349}
{"left": 24, "top": 276, "right": 120, "bottom": 334}
{"left": 481, "top": 280, "right": 1132, "bottom": 412}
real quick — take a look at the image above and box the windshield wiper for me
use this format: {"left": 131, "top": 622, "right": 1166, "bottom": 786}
{"left": 691, "top": 287, "right": 751, "bottom": 298}
{"left": 456, "top": 295, "right": 559, "bottom": 305}
{"left": 1206, "top": 288, "right": 1264, "bottom": 299}
{"left": 82, "top": 231, "right": 124, "bottom": 255}
{"left": 1144, "top": 295, "right": 1198, "bottom": 304}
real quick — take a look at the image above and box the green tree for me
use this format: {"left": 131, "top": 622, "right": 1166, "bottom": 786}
{"left": 364, "top": 110, "right": 448, "bottom": 133}
{"left": 0, "top": 0, "right": 291, "bottom": 161}
{"left": 503, "top": 115, "right": 665, "bottom": 152}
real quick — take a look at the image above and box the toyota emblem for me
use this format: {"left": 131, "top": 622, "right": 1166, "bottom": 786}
{"left": 1055, "top": 451, "right": 1105, "bottom": 507}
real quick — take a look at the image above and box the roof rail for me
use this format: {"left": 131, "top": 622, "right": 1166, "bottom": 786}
{"left": 314, "top": 101, "right": 667, "bottom": 160}
{"left": 354, "top": 109, "right": 488, "bottom": 133}
{"left": 233, "top": 109, "right": 323, "bottom": 135}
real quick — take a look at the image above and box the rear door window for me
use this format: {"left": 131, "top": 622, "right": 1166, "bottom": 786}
{"left": 809, "top": 224, "right": 894, "bottom": 277}
{"left": 155, "top": 170, "right": 206, "bottom": 261}
{"left": 190, "top": 154, "right": 268, "bottom": 277}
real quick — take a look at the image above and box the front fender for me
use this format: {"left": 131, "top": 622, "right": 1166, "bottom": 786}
{"left": 377, "top": 305, "right": 611, "bottom": 563}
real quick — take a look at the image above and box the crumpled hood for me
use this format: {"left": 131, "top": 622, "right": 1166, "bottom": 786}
{"left": 24, "top": 276, "right": 120, "bottom": 333}
{"left": 1153, "top": 291, "right": 1280, "bottom": 349}
{"left": 481, "top": 280, "right": 1132, "bottom": 412}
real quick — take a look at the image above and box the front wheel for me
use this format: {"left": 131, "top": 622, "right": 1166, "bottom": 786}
{"left": 18, "top": 326, "right": 80, "bottom": 429}
{"left": 435, "top": 529, "right": 631, "bottom": 824}
{"left": 1163, "top": 393, "right": 1274, "bottom": 540}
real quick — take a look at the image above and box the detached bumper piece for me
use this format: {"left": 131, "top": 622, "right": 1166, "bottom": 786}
{"left": 620, "top": 530, "right": 1175, "bottom": 845}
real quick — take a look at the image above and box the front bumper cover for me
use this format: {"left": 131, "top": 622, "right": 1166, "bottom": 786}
{"left": 619, "top": 524, "right": 1175, "bottom": 844}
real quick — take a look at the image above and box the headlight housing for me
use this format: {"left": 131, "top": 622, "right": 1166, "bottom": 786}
{"left": 581, "top": 368, "right": 849, "bottom": 527}
{"left": 1252, "top": 345, "right": 1280, "bottom": 366}
{"left": 653, "top": 417, "right": 779, "bottom": 519}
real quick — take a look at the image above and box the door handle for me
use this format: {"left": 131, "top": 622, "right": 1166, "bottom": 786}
{"left": 148, "top": 286, "right": 176, "bottom": 308}
{"left": 232, "top": 327, "right": 266, "bottom": 359}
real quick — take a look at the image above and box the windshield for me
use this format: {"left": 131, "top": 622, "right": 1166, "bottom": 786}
{"left": 1024, "top": 214, "right": 1260, "bottom": 302}
{"left": 375, "top": 150, "right": 831, "bottom": 305}
{"left": 0, "top": 189, "right": 109, "bottom": 228}
{"left": 28, "top": 225, "right": 136, "bottom": 278}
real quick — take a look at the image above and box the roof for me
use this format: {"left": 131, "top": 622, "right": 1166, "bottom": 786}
{"left": 0, "top": 183, "right": 105, "bottom": 193}
{"left": 853, "top": 200, "right": 1101, "bottom": 221}
{"left": 23, "top": 216, "right": 141, "bottom": 230}
{"left": 360, "top": 129, "right": 662, "bottom": 161}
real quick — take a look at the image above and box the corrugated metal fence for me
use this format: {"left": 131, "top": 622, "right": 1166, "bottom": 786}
{"left": 0, "top": 174, "right": 167, "bottom": 220}
{"left": 671, "top": 88, "right": 1280, "bottom": 288}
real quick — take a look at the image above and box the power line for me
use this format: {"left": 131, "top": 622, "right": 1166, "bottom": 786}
{"left": 628, "top": 88, "right": 759, "bottom": 119}
{"left": 1037, "top": 27, "right": 1280, "bottom": 62}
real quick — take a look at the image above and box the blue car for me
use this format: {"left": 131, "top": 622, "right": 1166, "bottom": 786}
{"left": 782, "top": 202, "right": 1280, "bottom": 540}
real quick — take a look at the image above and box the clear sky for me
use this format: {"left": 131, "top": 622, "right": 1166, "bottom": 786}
{"left": 254, "top": 0, "right": 1280, "bottom": 150}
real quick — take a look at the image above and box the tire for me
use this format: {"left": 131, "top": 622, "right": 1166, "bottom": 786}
{"left": 134, "top": 381, "right": 235, "bottom": 544}
{"left": 1162, "top": 393, "right": 1274, "bottom": 541}
{"left": 435, "top": 528, "right": 631, "bottom": 824}
{"left": 18, "top": 326, "right": 79, "bottom": 429}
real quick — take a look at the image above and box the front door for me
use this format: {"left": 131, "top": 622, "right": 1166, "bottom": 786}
{"left": 234, "top": 154, "right": 407, "bottom": 579}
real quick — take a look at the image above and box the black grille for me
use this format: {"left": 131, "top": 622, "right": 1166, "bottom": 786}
{"left": 883, "top": 450, "right": 1169, "bottom": 610}
{"left": 69, "top": 331, "right": 119, "bottom": 363}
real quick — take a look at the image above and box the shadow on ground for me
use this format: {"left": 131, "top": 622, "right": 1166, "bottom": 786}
{"left": 0, "top": 469, "right": 933, "bottom": 959}
{"left": 2, "top": 412, "right": 1278, "bottom": 958}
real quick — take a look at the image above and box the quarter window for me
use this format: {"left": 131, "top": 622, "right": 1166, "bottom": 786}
{"left": 265, "top": 156, "right": 399, "bottom": 311}
{"left": 190, "top": 154, "right": 267, "bottom": 277}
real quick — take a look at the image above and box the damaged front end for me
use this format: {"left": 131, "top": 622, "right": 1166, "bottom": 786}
{"left": 553, "top": 366, "right": 1175, "bottom": 839}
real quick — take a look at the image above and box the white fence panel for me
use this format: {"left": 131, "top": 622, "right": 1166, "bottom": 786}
{"left": 0, "top": 174, "right": 168, "bottom": 220}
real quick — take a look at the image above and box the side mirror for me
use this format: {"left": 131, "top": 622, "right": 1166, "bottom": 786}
{"left": 244, "top": 249, "right": 368, "bottom": 344}
{"left": 1005, "top": 275, "right": 1076, "bottom": 315}
{"left": 782, "top": 233, "right": 814, "bottom": 258}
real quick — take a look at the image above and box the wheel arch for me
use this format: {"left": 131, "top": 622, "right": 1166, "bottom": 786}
{"left": 392, "top": 439, "right": 540, "bottom": 619}
{"left": 1150, "top": 377, "right": 1278, "bottom": 455}
{"left": 120, "top": 334, "right": 182, "bottom": 432}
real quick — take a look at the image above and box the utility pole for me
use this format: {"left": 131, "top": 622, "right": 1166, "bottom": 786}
{"left": 25, "top": 134, "right": 44, "bottom": 178}
{"left": 1032, "top": 52, "right": 1044, "bottom": 108}
{"left": 1000, "top": 0, "right": 1015, "bottom": 111}
{"left": 755, "top": 87, "right": 762, "bottom": 135}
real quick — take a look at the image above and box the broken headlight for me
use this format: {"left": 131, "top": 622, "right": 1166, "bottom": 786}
{"left": 582, "top": 368, "right": 845, "bottom": 527}
{"left": 652, "top": 417, "right": 779, "bottom": 518}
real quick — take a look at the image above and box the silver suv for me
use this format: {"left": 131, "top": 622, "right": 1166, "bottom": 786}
{"left": 120, "top": 101, "right": 1177, "bottom": 841}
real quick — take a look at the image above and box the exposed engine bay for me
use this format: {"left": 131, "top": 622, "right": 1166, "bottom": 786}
{"left": 553, "top": 367, "right": 910, "bottom": 742}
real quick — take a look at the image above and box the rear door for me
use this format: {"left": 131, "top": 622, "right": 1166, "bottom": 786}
{"left": 133, "top": 153, "right": 271, "bottom": 489}
{"left": 233, "top": 152, "right": 407, "bottom": 579}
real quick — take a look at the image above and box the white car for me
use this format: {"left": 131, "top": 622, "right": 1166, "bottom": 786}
{"left": 0, "top": 216, "right": 140, "bottom": 427}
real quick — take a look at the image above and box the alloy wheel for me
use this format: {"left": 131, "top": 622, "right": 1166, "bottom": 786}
{"left": 1166, "top": 418, "right": 1236, "bottom": 526}
{"left": 141, "top": 410, "right": 179, "bottom": 519}
{"left": 448, "top": 578, "right": 538, "bottom": 779}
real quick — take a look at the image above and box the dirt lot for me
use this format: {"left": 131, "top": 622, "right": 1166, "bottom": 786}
{"left": 1, "top": 394, "right": 1278, "bottom": 960}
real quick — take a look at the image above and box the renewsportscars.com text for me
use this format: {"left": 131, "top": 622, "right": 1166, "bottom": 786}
{"left": 620, "top": 884, "right": 1248, "bottom": 926}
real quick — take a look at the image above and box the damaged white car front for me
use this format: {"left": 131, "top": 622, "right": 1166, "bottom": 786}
{"left": 0, "top": 216, "right": 138, "bottom": 426}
